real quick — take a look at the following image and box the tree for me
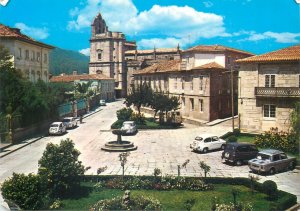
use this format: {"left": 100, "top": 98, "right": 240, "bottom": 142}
{"left": 199, "top": 161, "right": 210, "bottom": 177}
{"left": 1, "top": 173, "right": 46, "bottom": 210}
{"left": 290, "top": 102, "right": 300, "bottom": 138}
{"left": 119, "top": 152, "right": 130, "bottom": 179}
{"left": 125, "top": 83, "right": 153, "bottom": 116}
{"left": 38, "top": 138, "right": 85, "bottom": 197}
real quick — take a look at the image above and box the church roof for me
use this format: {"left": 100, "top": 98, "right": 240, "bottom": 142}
{"left": 237, "top": 44, "right": 300, "bottom": 63}
{"left": 125, "top": 48, "right": 179, "bottom": 55}
{"left": 0, "top": 23, "right": 54, "bottom": 49}
{"left": 50, "top": 73, "right": 114, "bottom": 82}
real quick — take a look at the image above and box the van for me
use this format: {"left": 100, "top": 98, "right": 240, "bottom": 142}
{"left": 222, "top": 143, "right": 258, "bottom": 166}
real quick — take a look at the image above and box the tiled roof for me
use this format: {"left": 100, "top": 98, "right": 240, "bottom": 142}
{"left": 237, "top": 44, "right": 300, "bottom": 63}
{"left": 124, "top": 42, "right": 136, "bottom": 47}
{"left": 50, "top": 74, "right": 114, "bottom": 82}
{"left": 192, "top": 62, "right": 225, "bottom": 70}
{"left": 125, "top": 48, "right": 179, "bottom": 55}
{"left": 184, "top": 44, "right": 254, "bottom": 56}
{"left": 0, "top": 23, "right": 54, "bottom": 49}
{"left": 134, "top": 60, "right": 181, "bottom": 75}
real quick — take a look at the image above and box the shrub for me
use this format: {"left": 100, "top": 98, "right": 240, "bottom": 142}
{"left": 111, "top": 120, "right": 123, "bottom": 129}
{"left": 38, "top": 138, "right": 85, "bottom": 198}
{"left": 130, "top": 112, "right": 145, "bottom": 125}
{"left": 262, "top": 180, "right": 278, "bottom": 199}
{"left": 116, "top": 108, "right": 133, "bottom": 121}
{"left": 1, "top": 173, "right": 46, "bottom": 210}
{"left": 227, "top": 135, "right": 238, "bottom": 143}
{"left": 90, "top": 192, "right": 162, "bottom": 211}
{"left": 233, "top": 128, "right": 241, "bottom": 136}
{"left": 254, "top": 127, "right": 298, "bottom": 153}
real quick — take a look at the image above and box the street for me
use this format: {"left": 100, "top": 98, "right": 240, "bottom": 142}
{"left": 0, "top": 100, "right": 299, "bottom": 202}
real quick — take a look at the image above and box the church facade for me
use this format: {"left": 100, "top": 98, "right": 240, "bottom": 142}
{"left": 89, "top": 13, "right": 181, "bottom": 97}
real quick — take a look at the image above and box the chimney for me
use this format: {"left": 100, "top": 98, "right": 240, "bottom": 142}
{"left": 73, "top": 71, "right": 77, "bottom": 75}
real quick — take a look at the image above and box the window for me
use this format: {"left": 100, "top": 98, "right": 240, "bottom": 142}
{"left": 98, "top": 53, "right": 102, "bottom": 60}
{"left": 273, "top": 154, "right": 280, "bottom": 161}
{"left": 263, "top": 104, "right": 276, "bottom": 118}
{"left": 190, "top": 98, "right": 194, "bottom": 111}
{"left": 31, "top": 51, "right": 35, "bottom": 61}
{"left": 204, "top": 138, "right": 211, "bottom": 143}
{"left": 18, "top": 48, "right": 22, "bottom": 59}
{"left": 199, "top": 76, "right": 203, "bottom": 91}
{"left": 265, "top": 75, "right": 275, "bottom": 87}
{"left": 199, "top": 99, "right": 203, "bottom": 112}
{"left": 37, "top": 52, "right": 40, "bottom": 62}
{"left": 44, "top": 53, "right": 48, "bottom": 63}
{"left": 25, "top": 50, "right": 29, "bottom": 60}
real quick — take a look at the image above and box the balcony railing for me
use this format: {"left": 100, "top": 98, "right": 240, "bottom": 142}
{"left": 255, "top": 87, "right": 300, "bottom": 97}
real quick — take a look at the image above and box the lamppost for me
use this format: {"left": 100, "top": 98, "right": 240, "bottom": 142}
{"left": 230, "top": 65, "right": 240, "bottom": 132}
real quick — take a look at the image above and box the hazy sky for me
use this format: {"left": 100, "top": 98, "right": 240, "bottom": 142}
{"left": 0, "top": 0, "right": 299, "bottom": 56}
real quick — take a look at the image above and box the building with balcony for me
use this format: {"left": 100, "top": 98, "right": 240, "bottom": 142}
{"left": 0, "top": 23, "right": 54, "bottom": 83}
{"left": 134, "top": 45, "right": 253, "bottom": 123}
{"left": 237, "top": 44, "right": 300, "bottom": 133}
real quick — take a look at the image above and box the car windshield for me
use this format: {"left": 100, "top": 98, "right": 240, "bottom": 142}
{"left": 62, "top": 119, "right": 70, "bottom": 122}
{"left": 257, "top": 153, "right": 271, "bottom": 160}
{"left": 123, "top": 123, "right": 133, "bottom": 127}
{"left": 50, "top": 124, "right": 58, "bottom": 127}
{"left": 225, "top": 145, "right": 235, "bottom": 150}
{"left": 195, "top": 137, "right": 203, "bottom": 141}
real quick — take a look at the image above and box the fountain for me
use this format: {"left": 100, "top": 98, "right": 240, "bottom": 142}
{"left": 101, "top": 129, "right": 137, "bottom": 152}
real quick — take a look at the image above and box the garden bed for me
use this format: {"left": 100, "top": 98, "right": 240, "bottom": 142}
{"left": 60, "top": 177, "right": 297, "bottom": 211}
{"left": 56, "top": 175, "right": 297, "bottom": 210}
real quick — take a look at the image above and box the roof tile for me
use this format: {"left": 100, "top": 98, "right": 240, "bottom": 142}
{"left": 50, "top": 74, "right": 114, "bottom": 82}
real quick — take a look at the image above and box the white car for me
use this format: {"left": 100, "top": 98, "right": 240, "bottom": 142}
{"left": 62, "top": 117, "right": 78, "bottom": 129}
{"left": 99, "top": 100, "right": 106, "bottom": 106}
{"left": 49, "top": 122, "right": 66, "bottom": 135}
{"left": 190, "top": 134, "right": 226, "bottom": 153}
{"left": 121, "top": 121, "right": 137, "bottom": 135}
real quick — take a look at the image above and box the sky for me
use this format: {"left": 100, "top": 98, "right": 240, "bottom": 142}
{"left": 0, "top": 0, "right": 299, "bottom": 56}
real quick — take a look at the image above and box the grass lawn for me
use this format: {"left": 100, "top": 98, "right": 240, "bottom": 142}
{"left": 61, "top": 183, "right": 275, "bottom": 210}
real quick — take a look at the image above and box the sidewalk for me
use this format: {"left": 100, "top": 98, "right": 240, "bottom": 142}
{"left": 0, "top": 107, "right": 102, "bottom": 158}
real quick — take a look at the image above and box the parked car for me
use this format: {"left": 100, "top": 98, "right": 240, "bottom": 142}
{"left": 121, "top": 121, "right": 137, "bottom": 135}
{"left": 49, "top": 122, "right": 66, "bottom": 135}
{"left": 99, "top": 100, "right": 106, "bottom": 106}
{"left": 190, "top": 134, "right": 226, "bottom": 153}
{"left": 248, "top": 149, "right": 296, "bottom": 174}
{"left": 62, "top": 117, "right": 78, "bottom": 129}
{"left": 222, "top": 142, "right": 258, "bottom": 166}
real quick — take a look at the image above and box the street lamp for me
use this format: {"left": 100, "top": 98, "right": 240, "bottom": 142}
{"left": 230, "top": 65, "right": 240, "bottom": 132}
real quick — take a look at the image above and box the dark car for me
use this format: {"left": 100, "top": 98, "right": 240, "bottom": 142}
{"left": 222, "top": 143, "right": 258, "bottom": 166}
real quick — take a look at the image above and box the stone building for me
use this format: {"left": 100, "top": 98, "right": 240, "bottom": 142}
{"left": 89, "top": 13, "right": 182, "bottom": 98}
{"left": 0, "top": 23, "right": 54, "bottom": 83}
{"left": 237, "top": 44, "right": 300, "bottom": 133}
{"left": 89, "top": 13, "right": 136, "bottom": 98}
{"left": 134, "top": 45, "right": 253, "bottom": 123}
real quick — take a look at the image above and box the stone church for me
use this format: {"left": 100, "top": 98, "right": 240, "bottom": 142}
{"left": 89, "top": 13, "right": 181, "bottom": 98}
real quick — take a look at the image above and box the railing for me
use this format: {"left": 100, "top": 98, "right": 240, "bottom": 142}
{"left": 255, "top": 87, "right": 300, "bottom": 97}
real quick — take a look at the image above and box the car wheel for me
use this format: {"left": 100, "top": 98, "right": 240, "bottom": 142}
{"left": 221, "top": 144, "right": 225, "bottom": 150}
{"left": 289, "top": 161, "right": 296, "bottom": 170}
{"left": 269, "top": 167, "right": 276, "bottom": 175}
{"left": 235, "top": 160, "right": 242, "bottom": 166}
{"left": 203, "top": 148, "right": 208, "bottom": 153}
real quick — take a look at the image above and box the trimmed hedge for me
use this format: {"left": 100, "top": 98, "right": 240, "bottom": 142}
{"left": 111, "top": 119, "right": 182, "bottom": 130}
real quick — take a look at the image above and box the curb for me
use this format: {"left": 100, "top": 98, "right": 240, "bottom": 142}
{"left": 0, "top": 108, "right": 103, "bottom": 159}
{"left": 0, "top": 136, "right": 44, "bottom": 158}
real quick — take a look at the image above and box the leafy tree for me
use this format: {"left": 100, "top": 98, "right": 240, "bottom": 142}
{"left": 38, "top": 138, "right": 85, "bottom": 197}
{"left": 117, "top": 107, "right": 133, "bottom": 121}
{"left": 1, "top": 173, "right": 46, "bottom": 210}
{"left": 125, "top": 83, "right": 153, "bottom": 116}
{"left": 290, "top": 102, "right": 300, "bottom": 138}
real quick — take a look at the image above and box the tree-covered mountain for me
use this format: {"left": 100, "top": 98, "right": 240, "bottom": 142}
{"left": 49, "top": 48, "right": 89, "bottom": 76}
